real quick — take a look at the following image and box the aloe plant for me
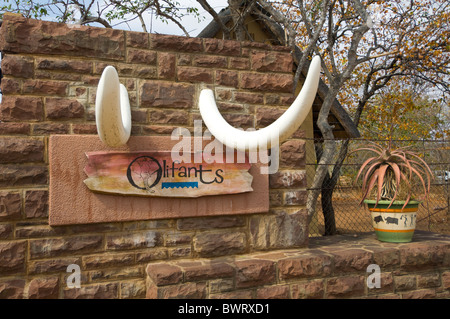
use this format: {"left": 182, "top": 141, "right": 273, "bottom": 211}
{"left": 352, "top": 141, "right": 433, "bottom": 209}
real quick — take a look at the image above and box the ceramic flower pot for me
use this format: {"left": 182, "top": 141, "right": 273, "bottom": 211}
{"left": 364, "top": 199, "right": 420, "bottom": 243}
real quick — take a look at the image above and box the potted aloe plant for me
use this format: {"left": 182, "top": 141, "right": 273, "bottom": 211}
{"left": 352, "top": 141, "right": 433, "bottom": 242}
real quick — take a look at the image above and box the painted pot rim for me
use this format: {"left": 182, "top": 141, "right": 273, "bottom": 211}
{"left": 363, "top": 199, "right": 421, "bottom": 206}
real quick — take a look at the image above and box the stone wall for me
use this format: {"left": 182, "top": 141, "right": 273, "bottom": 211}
{"left": 146, "top": 231, "right": 450, "bottom": 299}
{"left": 0, "top": 14, "right": 308, "bottom": 299}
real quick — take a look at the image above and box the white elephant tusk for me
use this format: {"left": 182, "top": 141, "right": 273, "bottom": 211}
{"left": 95, "top": 66, "right": 132, "bottom": 147}
{"left": 199, "top": 56, "right": 321, "bottom": 152}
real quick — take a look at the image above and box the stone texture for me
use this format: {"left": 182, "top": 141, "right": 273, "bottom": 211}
{"left": 250, "top": 209, "right": 308, "bottom": 249}
{"left": 177, "top": 216, "right": 246, "bottom": 230}
{"left": 240, "top": 72, "right": 293, "bottom": 93}
{"left": 0, "top": 54, "right": 34, "bottom": 78}
{"left": 127, "top": 48, "right": 157, "bottom": 64}
{"left": 158, "top": 52, "right": 176, "bottom": 79}
{"left": 0, "top": 279, "right": 25, "bottom": 299}
{"left": 146, "top": 263, "right": 183, "bottom": 285}
{"left": 106, "top": 231, "right": 162, "bottom": 250}
{"left": 251, "top": 51, "right": 293, "bottom": 73}
{"left": 64, "top": 283, "right": 119, "bottom": 299}
{"left": 330, "top": 249, "right": 374, "bottom": 273}
{"left": 121, "top": 280, "right": 146, "bottom": 299}
{"left": 0, "top": 165, "right": 47, "bottom": 187}
{"left": 0, "top": 96, "right": 44, "bottom": 121}
{"left": 278, "top": 253, "right": 332, "bottom": 280}
{"left": 150, "top": 34, "right": 202, "bottom": 52}
{"left": 0, "top": 138, "right": 44, "bottom": 164}
{"left": 22, "top": 79, "right": 68, "bottom": 96}
{"left": 215, "top": 70, "right": 239, "bottom": 87}
{"left": 326, "top": 276, "right": 365, "bottom": 298}
{"left": 177, "top": 66, "right": 213, "bottom": 83}
{"left": 280, "top": 140, "right": 306, "bottom": 168}
{"left": 256, "top": 285, "right": 290, "bottom": 299}
{"left": 291, "top": 280, "right": 325, "bottom": 299}
{"left": 147, "top": 281, "right": 207, "bottom": 299}
{"left": 182, "top": 261, "right": 235, "bottom": 282}
{"left": 235, "top": 259, "right": 276, "bottom": 288}
{"left": 0, "top": 122, "right": 30, "bottom": 135}
{"left": 28, "top": 277, "right": 60, "bottom": 299}
{"left": 0, "top": 241, "right": 26, "bottom": 274}
{"left": 203, "top": 38, "right": 241, "bottom": 56}
{"left": 0, "top": 13, "right": 125, "bottom": 60}
{"left": 0, "top": 191, "right": 22, "bottom": 221}
{"left": 140, "top": 81, "right": 194, "bottom": 108}
{"left": 46, "top": 98, "right": 85, "bottom": 119}
{"left": 30, "top": 236, "right": 103, "bottom": 259}
{"left": 193, "top": 231, "right": 247, "bottom": 257}
{"left": 269, "top": 170, "right": 307, "bottom": 188}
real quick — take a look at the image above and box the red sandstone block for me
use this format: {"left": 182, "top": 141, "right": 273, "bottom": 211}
{"left": 442, "top": 271, "right": 450, "bottom": 290}
{"left": 45, "top": 98, "right": 85, "bottom": 119}
{"left": 203, "top": 38, "right": 241, "bottom": 56}
{"left": 234, "top": 91, "right": 264, "bottom": 104}
{"left": 29, "top": 235, "right": 103, "bottom": 259}
{"left": 240, "top": 72, "right": 293, "bottom": 93}
{"left": 399, "top": 243, "right": 447, "bottom": 270}
{"left": 251, "top": 51, "right": 293, "bottom": 73}
{"left": 256, "top": 285, "right": 290, "bottom": 299}
{"left": 291, "top": 279, "right": 325, "bottom": 299}
{"left": 0, "top": 122, "right": 30, "bottom": 135}
{"left": 146, "top": 263, "right": 183, "bottom": 286}
{"left": 0, "top": 78, "right": 21, "bottom": 94}
{"left": 0, "top": 165, "right": 48, "bottom": 187}
{"left": 182, "top": 261, "right": 235, "bottom": 282}
{"left": 326, "top": 276, "right": 365, "bottom": 298}
{"left": 158, "top": 52, "right": 176, "bottom": 79}
{"left": 106, "top": 231, "right": 162, "bottom": 250}
{"left": 401, "top": 289, "right": 437, "bottom": 299}
{"left": 269, "top": 170, "right": 307, "bottom": 189}
{"left": 72, "top": 124, "right": 97, "bottom": 134}
{"left": 284, "top": 190, "right": 308, "bottom": 206}
{"left": 222, "top": 113, "right": 253, "bottom": 128}
{"left": 193, "top": 231, "right": 247, "bottom": 258}
{"left": 150, "top": 34, "right": 203, "bottom": 52}
{"left": 193, "top": 55, "right": 228, "bottom": 68}
{"left": 0, "top": 191, "right": 22, "bottom": 221}
{"left": 140, "top": 81, "right": 194, "bottom": 108}
{"left": 0, "top": 137, "right": 44, "bottom": 163}
{"left": 0, "top": 96, "right": 43, "bottom": 121}
{"left": 280, "top": 140, "right": 306, "bottom": 168}
{"left": 149, "top": 109, "right": 190, "bottom": 125}
{"left": 330, "top": 249, "right": 374, "bottom": 273}
{"left": 28, "top": 277, "right": 60, "bottom": 299}
{"left": 215, "top": 70, "right": 239, "bottom": 87}
{"left": 148, "top": 281, "right": 207, "bottom": 299}
{"left": 63, "top": 283, "right": 119, "bottom": 299}
{"left": 278, "top": 254, "right": 332, "bottom": 280}
{"left": 36, "top": 58, "right": 92, "bottom": 74}
{"left": 0, "top": 14, "right": 125, "bottom": 60}
{"left": 24, "top": 190, "right": 48, "bottom": 219}
{"left": 32, "top": 123, "right": 70, "bottom": 135}
{"left": 256, "top": 107, "right": 285, "bottom": 127}
{"left": 0, "top": 279, "right": 25, "bottom": 299}
{"left": 0, "top": 224, "right": 13, "bottom": 239}
{"left": 0, "top": 241, "right": 27, "bottom": 274}
{"left": 235, "top": 259, "right": 276, "bottom": 289}
{"left": 1, "top": 54, "right": 34, "bottom": 78}
{"left": 177, "top": 66, "right": 213, "bottom": 83}
{"left": 127, "top": 48, "right": 157, "bottom": 64}
{"left": 126, "top": 31, "right": 149, "bottom": 48}
{"left": 229, "top": 57, "right": 250, "bottom": 70}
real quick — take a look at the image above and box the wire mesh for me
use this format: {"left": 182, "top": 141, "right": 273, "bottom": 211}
{"left": 306, "top": 138, "right": 450, "bottom": 237}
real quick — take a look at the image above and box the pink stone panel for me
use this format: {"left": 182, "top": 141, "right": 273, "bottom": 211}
{"left": 49, "top": 135, "right": 269, "bottom": 225}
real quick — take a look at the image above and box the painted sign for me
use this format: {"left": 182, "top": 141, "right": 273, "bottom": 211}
{"left": 83, "top": 151, "right": 253, "bottom": 197}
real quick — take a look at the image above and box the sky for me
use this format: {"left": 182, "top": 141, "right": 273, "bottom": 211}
{"left": 103, "top": 0, "right": 229, "bottom": 37}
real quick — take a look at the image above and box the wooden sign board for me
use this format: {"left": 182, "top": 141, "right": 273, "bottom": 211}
{"left": 48, "top": 135, "right": 269, "bottom": 226}
{"left": 84, "top": 151, "right": 253, "bottom": 197}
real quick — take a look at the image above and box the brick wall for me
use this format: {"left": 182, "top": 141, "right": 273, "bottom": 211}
{"left": 0, "top": 14, "right": 309, "bottom": 298}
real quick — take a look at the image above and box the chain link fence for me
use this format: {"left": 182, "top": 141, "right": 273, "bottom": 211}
{"left": 306, "top": 138, "right": 450, "bottom": 237}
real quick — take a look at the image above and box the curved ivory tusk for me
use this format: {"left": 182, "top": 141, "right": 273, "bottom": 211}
{"left": 199, "top": 56, "right": 321, "bottom": 152}
{"left": 95, "top": 66, "right": 132, "bottom": 147}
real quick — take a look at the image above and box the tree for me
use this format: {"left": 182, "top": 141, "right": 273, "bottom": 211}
{"left": 2, "top": 0, "right": 449, "bottom": 235}
{"left": 268, "top": 0, "right": 449, "bottom": 234}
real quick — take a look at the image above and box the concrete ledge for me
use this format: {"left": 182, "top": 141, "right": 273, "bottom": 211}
{"left": 146, "top": 231, "right": 450, "bottom": 299}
